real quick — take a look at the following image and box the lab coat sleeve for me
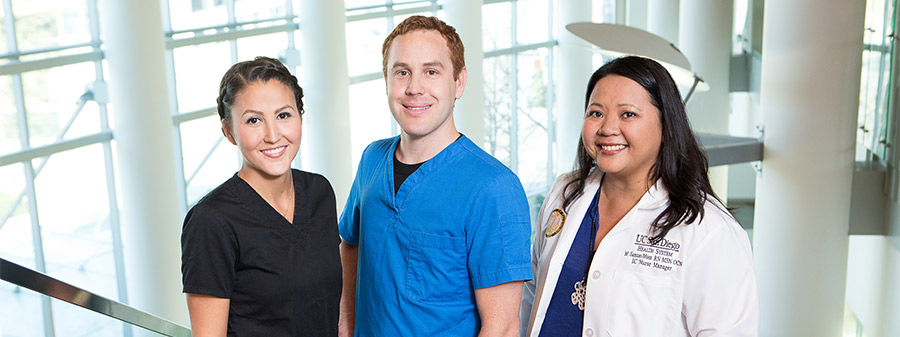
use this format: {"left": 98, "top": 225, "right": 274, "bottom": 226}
{"left": 519, "top": 202, "right": 546, "bottom": 337}
{"left": 519, "top": 174, "right": 569, "bottom": 337}
{"left": 681, "top": 209, "right": 759, "bottom": 336}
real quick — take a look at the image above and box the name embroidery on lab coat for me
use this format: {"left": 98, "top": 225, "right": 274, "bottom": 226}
{"left": 623, "top": 234, "right": 683, "bottom": 272}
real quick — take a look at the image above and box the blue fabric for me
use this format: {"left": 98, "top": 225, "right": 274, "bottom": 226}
{"left": 339, "top": 135, "right": 533, "bottom": 337}
{"left": 538, "top": 188, "right": 599, "bottom": 337}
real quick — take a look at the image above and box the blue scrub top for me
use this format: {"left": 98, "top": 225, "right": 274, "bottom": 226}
{"left": 340, "top": 135, "right": 533, "bottom": 337}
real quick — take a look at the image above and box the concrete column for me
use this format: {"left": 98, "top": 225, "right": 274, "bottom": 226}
{"left": 444, "top": 0, "right": 485, "bottom": 147}
{"left": 556, "top": 0, "right": 592, "bottom": 175}
{"left": 297, "top": 0, "right": 353, "bottom": 208}
{"left": 678, "top": 0, "right": 732, "bottom": 198}
{"left": 753, "top": 0, "right": 865, "bottom": 335}
{"left": 97, "top": 0, "right": 187, "bottom": 327}
{"left": 647, "top": 0, "right": 679, "bottom": 46}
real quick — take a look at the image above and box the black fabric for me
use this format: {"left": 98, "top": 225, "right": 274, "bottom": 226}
{"left": 393, "top": 156, "right": 424, "bottom": 195}
{"left": 181, "top": 169, "right": 341, "bottom": 336}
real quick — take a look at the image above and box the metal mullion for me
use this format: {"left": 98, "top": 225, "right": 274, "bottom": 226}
{"left": 161, "top": 0, "right": 189, "bottom": 214}
{"left": 546, "top": 0, "right": 555, "bottom": 183}
{"left": 0, "top": 51, "right": 105, "bottom": 76}
{"left": 509, "top": 1, "right": 518, "bottom": 173}
{"left": 165, "top": 23, "right": 298, "bottom": 49}
{"left": 346, "top": 4, "right": 441, "bottom": 22}
{"left": 873, "top": 0, "right": 895, "bottom": 156}
{"left": 284, "top": 0, "right": 297, "bottom": 50}
{"left": 0, "top": 41, "right": 99, "bottom": 60}
{"left": 3, "top": 0, "right": 55, "bottom": 334}
{"left": 387, "top": 12, "right": 399, "bottom": 136}
{"left": 166, "top": 15, "right": 295, "bottom": 37}
{"left": 226, "top": 0, "right": 238, "bottom": 62}
{"left": 225, "top": 0, "right": 242, "bottom": 189}
{"left": 483, "top": 41, "right": 557, "bottom": 58}
{"left": 87, "top": 0, "right": 131, "bottom": 335}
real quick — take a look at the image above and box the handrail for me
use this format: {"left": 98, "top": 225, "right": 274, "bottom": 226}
{"left": 0, "top": 257, "right": 191, "bottom": 337}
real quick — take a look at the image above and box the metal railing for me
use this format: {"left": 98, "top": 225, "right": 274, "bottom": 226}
{"left": 0, "top": 257, "right": 191, "bottom": 337}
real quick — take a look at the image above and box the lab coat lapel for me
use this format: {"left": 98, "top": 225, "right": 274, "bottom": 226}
{"left": 531, "top": 169, "right": 603, "bottom": 331}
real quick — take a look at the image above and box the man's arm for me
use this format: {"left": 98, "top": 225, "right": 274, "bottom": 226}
{"left": 185, "top": 293, "right": 229, "bottom": 337}
{"left": 474, "top": 280, "right": 524, "bottom": 337}
{"left": 338, "top": 240, "right": 359, "bottom": 337}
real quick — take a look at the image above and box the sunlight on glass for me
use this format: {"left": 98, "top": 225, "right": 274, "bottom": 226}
{"left": 33, "top": 144, "right": 115, "bottom": 289}
{"left": 0, "top": 76, "right": 19, "bottom": 154}
{"left": 236, "top": 33, "right": 289, "bottom": 62}
{"left": 173, "top": 42, "right": 232, "bottom": 113}
{"left": 346, "top": 19, "right": 389, "bottom": 77}
{"left": 235, "top": 0, "right": 286, "bottom": 23}
{"left": 20, "top": 62, "right": 98, "bottom": 148}
{"left": 348, "top": 80, "right": 393, "bottom": 175}
{"left": 483, "top": 55, "right": 513, "bottom": 167}
{"left": 516, "top": 50, "right": 551, "bottom": 195}
{"left": 168, "top": 0, "right": 227, "bottom": 32}
{"left": 516, "top": 0, "right": 550, "bottom": 45}
{"left": 483, "top": 2, "right": 512, "bottom": 51}
{"left": 11, "top": 0, "right": 90, "bottom": 51}
{"left": 181, "top": 115, "right": 241, "bottom": 205}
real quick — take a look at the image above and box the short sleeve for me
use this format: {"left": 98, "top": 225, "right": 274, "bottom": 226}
{"left": 338, "top": 163, "right": 362, "bottom": 245}
{"left": 465, "top": 173, "right": 534, "bottom": 289}
{"left": 181, "top": 204, "right": 238, "bottom": 298}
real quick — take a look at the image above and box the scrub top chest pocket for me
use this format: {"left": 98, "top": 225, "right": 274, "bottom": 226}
{"left": 406, "top": 229, "right": 469, "bottom": 303}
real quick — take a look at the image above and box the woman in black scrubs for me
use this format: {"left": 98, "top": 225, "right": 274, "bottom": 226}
{"left": 181, "top": 56, "right": 341, "bottom": 336}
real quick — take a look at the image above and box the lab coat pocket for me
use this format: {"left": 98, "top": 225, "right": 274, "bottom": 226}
{"left": 406, "top": 230, "right": 468, "bottom": 303}
{"left": 606, "top": 270, "right": 678, "bottom": 337}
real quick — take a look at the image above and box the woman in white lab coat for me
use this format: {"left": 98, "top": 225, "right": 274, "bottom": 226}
{"left": 521, "top": 56, "right": 758, "bottom": 337}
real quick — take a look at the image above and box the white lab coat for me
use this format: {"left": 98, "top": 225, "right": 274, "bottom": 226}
{"left": 521, "top": 169, "right": 759, "bottom": 337}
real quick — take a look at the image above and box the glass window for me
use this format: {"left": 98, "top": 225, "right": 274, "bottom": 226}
{"left": 33, "top": 144, "right": 116, "bottom": 296}
{"left": 516, "top": 49, "right": 551, "bottom": 195}
{"left": 856, "top": 0, "right": 895, "bottom": 162}
{"left": 516, "top": 0, "right": 550, "bottom": 45}
{"left": 234, "top": 0, "right": 286, "bottom": 23}
{"left": 12, "top": 0, "right": 91, "bottom": 52}
{"left": 483, "top": 2, "right": 512, "bottom": 51}
{"left": 180, "top": 115, "right": 240, "bottom": 205}
{"left": 345, "top": 0, "right": 387, "bottom": 10}
{"left": 20, "top": 62, "right": 99, "bottom": 148}
{"left": 0, "top": 164, "right": 33, "bottom": 265}
{"left": 0, "top": 6, "right": 8, "bottom": 56}
{"left": 236, "top": 33, "right": 289, "bottom": 61}
{"left": 346, "top": 18, "right": 389, "bottom": 77}
{"left": 168, "top": 0, "right": 228, "bottom": 33}
{"left": 348, "top": 80, "right": 393, "bottom": 172}
{"left": 0, "top": 76, "right": 19, "bottom": 154}
{"left": 51, "top": 297, "right": 123, "bottom": 336}
{"left": 0, "top": 281, "right": 44, "bottom": 336}
{"left": 172, "top": 42, "right": 232, "bottom": 113}
{"left": 484, "top": 54, "right": 513, "bottom": 167}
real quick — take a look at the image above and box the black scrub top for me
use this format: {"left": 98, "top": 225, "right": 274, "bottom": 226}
{"left": 181, "top": 169, "right": 341, "bottom": 336}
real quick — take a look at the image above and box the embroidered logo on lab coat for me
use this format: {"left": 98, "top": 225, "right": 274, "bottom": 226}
{"left": 623, "top": 234, "right": 683, "bottom": 272}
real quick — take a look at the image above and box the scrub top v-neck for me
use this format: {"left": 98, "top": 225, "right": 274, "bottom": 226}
{"left": 339, "top": 135, "right": 533, "bottom": 336}
{"left": 182, "top": 169, "right": 342, "bottom": 336}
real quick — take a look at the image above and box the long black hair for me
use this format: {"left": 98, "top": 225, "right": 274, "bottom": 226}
{"left": 560, "top": 55, "right": 723, "bottom": 244}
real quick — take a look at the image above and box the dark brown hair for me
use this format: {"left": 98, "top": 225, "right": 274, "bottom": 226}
{"left": 216, "top": 56, "right": 304, "bottom": 125}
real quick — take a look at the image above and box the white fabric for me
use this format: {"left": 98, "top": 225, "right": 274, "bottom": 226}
{"left": 521, "top": 169, "right": 759, "bottom": 337}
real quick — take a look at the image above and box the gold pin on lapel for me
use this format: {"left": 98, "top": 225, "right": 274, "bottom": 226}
{"left": 544, "top": 208, "right": 566, "bottom": 238}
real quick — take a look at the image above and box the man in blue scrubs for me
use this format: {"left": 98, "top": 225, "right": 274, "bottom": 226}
{"left": 338, "top": 15, "right": 533, "bottom": 337}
